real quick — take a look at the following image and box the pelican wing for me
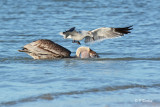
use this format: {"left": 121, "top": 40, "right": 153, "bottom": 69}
{"left": 23, "top": 39, "right": 71, "bottom": 57}
{"left": 85, "top": 26, "right": 133, "bottom": 43}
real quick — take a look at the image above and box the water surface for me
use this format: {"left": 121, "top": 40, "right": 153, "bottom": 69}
{"left": 0, "top": 0, "right": 160, "bottom": 107}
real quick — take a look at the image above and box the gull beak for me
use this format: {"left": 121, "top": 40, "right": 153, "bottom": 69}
{"left": 59, "top": 32, "right": 63, "bottom": 36}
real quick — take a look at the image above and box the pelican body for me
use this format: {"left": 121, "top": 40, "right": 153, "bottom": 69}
{"left": 18, "top": 39, "right": 71, "bottom": 59}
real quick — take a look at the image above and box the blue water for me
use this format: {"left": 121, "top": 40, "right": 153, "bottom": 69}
{"left": 0, "top": 0, "right": 160, "bottom": 107}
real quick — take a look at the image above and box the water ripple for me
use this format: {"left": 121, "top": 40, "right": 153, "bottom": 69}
{"left": 1, "top": 83, "right": 160, "bottom": 106}
{"left": 1, "top": 57, "right": 160, "bottom": 63}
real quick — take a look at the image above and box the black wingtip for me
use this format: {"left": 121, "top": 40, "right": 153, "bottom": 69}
{"left": 126, "top": 25, "right": 133, "bottom": 30}
{"left": 115, "top": 25, "right": 133, "bottom": 35}
{"left": 65, "top": 27, "right": 75, "bottom": 32}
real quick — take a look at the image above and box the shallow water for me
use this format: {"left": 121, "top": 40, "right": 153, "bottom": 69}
{"left": 0, "top": 0, "right": 160, "bottom": 107}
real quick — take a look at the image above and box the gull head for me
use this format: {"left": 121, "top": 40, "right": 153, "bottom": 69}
{"left": 59, "top": 32, "right": 67, "bottom": 39}
{"left": 59, "top": 27, "right": 76, "bottom": 39}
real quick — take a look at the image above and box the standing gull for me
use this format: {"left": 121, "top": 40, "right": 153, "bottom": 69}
{"left": 60, "top": 26, "right": 133, "bottom": 44}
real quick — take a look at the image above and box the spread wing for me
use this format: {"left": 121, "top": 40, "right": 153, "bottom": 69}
{"left": 85, "top": 26, "right": 133, "bottom": 43}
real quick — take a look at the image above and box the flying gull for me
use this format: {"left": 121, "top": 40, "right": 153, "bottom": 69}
{"left": 60, "top": 26, "right": 133, "bottom": 45}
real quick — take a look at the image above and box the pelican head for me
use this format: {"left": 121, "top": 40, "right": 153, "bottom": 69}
{"left": 76, "top": 47, "right": 99, "bottom": 58}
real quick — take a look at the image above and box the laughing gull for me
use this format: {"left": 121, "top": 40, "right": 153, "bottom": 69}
{"left": 60, "top": 26, "right": 133, "bottom": 44}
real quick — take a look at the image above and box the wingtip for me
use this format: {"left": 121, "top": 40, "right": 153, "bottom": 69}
{"left": 127, "top": 25, "right": 133, "bottom": 30}
{"left": 114, "top": 25, "right": 133, "bottom": 35}
{"left": 66, "top": 27, "right": 76, "bottom": 32}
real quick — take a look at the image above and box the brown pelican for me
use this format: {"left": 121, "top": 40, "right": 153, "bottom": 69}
{"left": 18, "top": 39, "right": 98, "bottom": 59}
{"left": 18, "top": 39, "right": 71, "bottom": 59}
{"left": 59, "top": 26, "right": 133, "bottom": 44}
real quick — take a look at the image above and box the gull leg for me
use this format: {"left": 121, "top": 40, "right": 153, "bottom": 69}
{"left": 72, "top": 40, "right": 76, "bottom": 43}
{"left": 92, "top": 37, "right": 95, "bottom": 41}
{"left": 77, "top": 41, "right": 81, "bottom": 45}
{"left": 72, "top": 40, "right": 81, "bottom": 45}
